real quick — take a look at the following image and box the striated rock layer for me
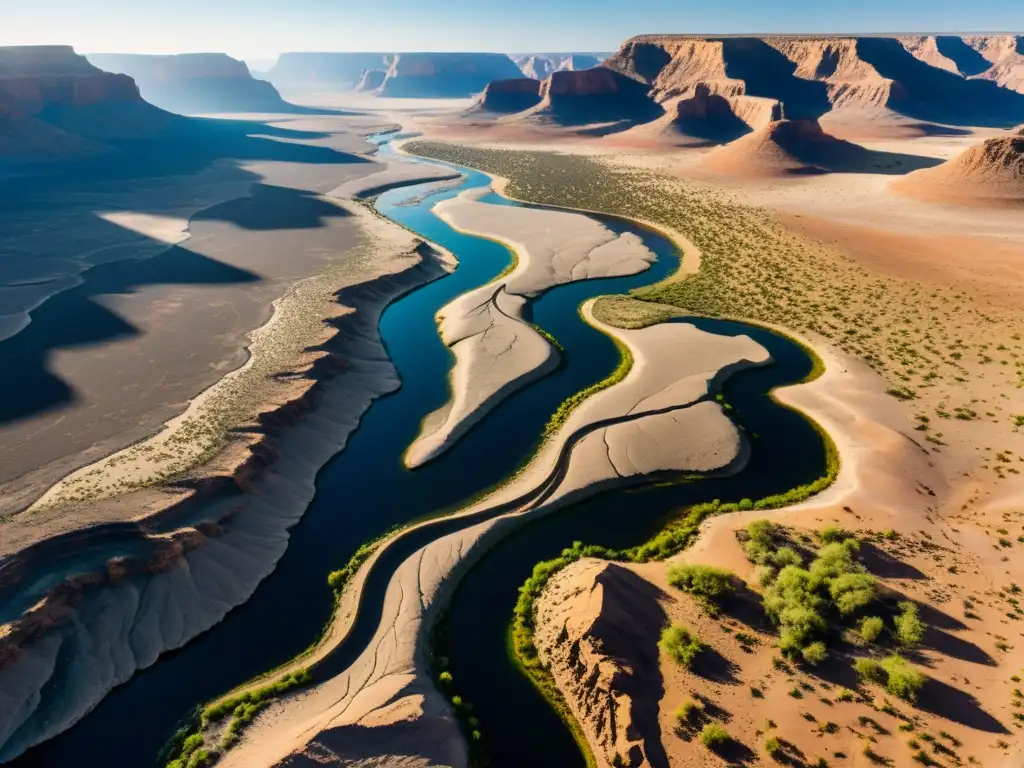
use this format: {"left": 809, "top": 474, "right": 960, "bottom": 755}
{"left": 87, "top": 53, "right": 294, "bottom": 114}
{"left": 0, "top": 45, "right": 176, "bottom": 162}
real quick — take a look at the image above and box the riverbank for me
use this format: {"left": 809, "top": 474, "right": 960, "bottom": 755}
{"left": 0, "top": 181, "right": 458, "bottom": 763}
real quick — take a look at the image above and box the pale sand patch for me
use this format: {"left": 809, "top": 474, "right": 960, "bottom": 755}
{"left": 404, "top": 189, "right": 657, "bottom": 468}
{"left": 94, "top": 211, "right": 191, "bottom": 245}
{"left": 329, "top": 160, "right": 462, "bottom": 200}
{"left": 217, "top": 310, "right": 765, "bottom": 768}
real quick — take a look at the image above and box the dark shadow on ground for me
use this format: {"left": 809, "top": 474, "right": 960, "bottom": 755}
{"left": 916, "top": 677, "right": 1009, "bottom": 733}
{"left": 0, "top": 244, "right": 259, "bottom": 425}
{"left": 859, "top": 542, "right": 927, "bottom": 579}
{"left": 194, "top": 184, "right": 353, "bottom": 230}
{"left": 692, "top": 643, "right": 741, "bottom": 684}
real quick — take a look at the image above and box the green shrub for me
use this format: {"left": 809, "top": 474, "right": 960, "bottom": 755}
{"left": 772, "top": 546, "right": 803, "bottom": 569}
{"left": 860, "top": 616, "right": 884, "bottom": 643}
{"left": 666, "top": 563, "right": 734, "bottom": 600}
{"left": 742, "top": 519, "right": 780, "bottom": 564}
{"left": 854, "top": 657, "right": 887, "bottom": 684}
{"left": 674, "top": 698, "right": 703, "bottom": 725}
{"left": 765, "top": 735, "right": 783, "bottom": 759}
{"left": 881, "top": 655, "right": 926, "bottom": 701}
{"left": 828, "top": 572, "right": 877, "bottom": 616}
{"left": 820, "top": 526, "right": 852, "bottom": 544}
{"left": 802, "top": 641, "right": 828, "bottom": 666}
{"left": 660, "top": 624, "right": 704, "bottom": 668}
{"left": 700, "top": 723, "right": 731, "bottom": 750}
{"left": 439, "top": 671, "right": 453, "bottom": 686}
{"left": 894, "top": 602, "right": 926, "bottom": 646}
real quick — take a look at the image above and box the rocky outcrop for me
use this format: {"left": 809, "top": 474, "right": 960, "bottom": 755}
{"left": 0, "top": 45, "right": 175, "bottom": 163}
{"left": 530, "top": 67, "right": 664, "bottom": 126}
{"left": 354, "top": 68, "right": 387, "bottom": 93}
{"left": 377, "top": 53, "right": 523, "bottom": 98}
{"left": 268, "top": 52, "right": 394, "bottom": 90}
{"left": 87, "top": 53, "right": 294, "bottom": 114}
{"left": 476, "top": 77, "right": 542, "bottom": 113}
{"left": 964, "top": 36, "right": 1024, "bottom": 94}
{"left": 893, "top": 134, "right": 1024, "bottom": 205}
{"left": 512, "top": 53, "right": 605, "bottom": 81}
{"left": 534, "top": 559, "right": 668, "bottom": 768}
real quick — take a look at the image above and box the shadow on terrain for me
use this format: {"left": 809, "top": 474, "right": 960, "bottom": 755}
{"left": 859, "top": 542, "right": 927, "bottom": 579}
{"left": 934, "top": 37, "right": 995, "bottom": 77}
{"left": 720, "top": 38, "right": 833, "bottom": 120}
{"left": 915, "top": 677, "right": 1009, "bottom": 733}
{"left": 0, "top": 115, "right": 370, "bottom": 426}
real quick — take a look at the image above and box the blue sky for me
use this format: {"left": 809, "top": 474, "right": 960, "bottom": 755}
{"left": 4, "top": 0, "right": 1023, "bottom": 59}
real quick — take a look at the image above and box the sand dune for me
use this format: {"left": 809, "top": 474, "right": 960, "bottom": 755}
{"left": 892, "top": 133, "right": 1024, "bottom": 205}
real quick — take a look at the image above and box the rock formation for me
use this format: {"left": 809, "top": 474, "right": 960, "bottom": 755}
{"left": 527, "top": 68, "right": 664, "bottom": 127}
{"left": 471, "top": 35, "right": 1024, "bottom": 139}
{"left": 376, "top": 53, "right": 523, "bottom": 98}
{"left": 475, "top": 77, "right": 542, "bottom": 113}
{"left": 703, "top": 118, "right": 882, "bottom": 176}
{"left": 892, "top": 134, "right": 1024, "bottom": 205}
{"left": 534, "top": 559, "right": 668, "bottom": 768}
{"left": 0, "top": 45, "right": 175, "bottom": 163}
{"left": 512, "top": 53, "right": 605, "bottom": 81}
{"left": 87, "top": 53, "right": 294, "bottom": 114}
{"left": 268, "top": 52, "right": 394, "bottom": 90}
{"left": 354, "top": 68, "right": 387, "bottom": 93}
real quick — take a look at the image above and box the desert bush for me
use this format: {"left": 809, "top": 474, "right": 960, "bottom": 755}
{"left": 854, "top": 657, "right": 887, "bottom": 684}
{"left": 660, "top": 624, "right": 704, "bottom": 668}
{"left": 859, "top": 616, "right": 884, "bottom": 643}
{"left": 667, "top": 563, "right": 734, "bottom": 600}
{"left": 882, "top": 655, "right": 926, "bottom": 701}
{"left": 895, "top": 602, "right": 926, "bottom": 646}
{"left": 802, "top": 641, "right": 828, "bottom": 666}
{"left": 675, "top": 698, "right": 704, "bottom": 725}
{"left": 772, "top": 546, "right": 803, "bottom": 569}
{"left": 828, "top": 572, "right": 877, "bottom": 616}
{"left": 820, "top": 526, "right": 852, "bottom": 544}
{"left": 765, "top": 735, "right": 783, "bottom": 759}
{"left": 700, "top": 723, "right": 731, "bottom": 750}
{"left": 742, "top": 519, "right": 780, "bottom": 565}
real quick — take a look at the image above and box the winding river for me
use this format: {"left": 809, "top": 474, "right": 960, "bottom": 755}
{"left": 12, "top": 135, "right": 824, "bottom": 767}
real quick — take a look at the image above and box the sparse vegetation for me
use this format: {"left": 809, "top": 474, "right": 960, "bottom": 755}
{"left": 859, "top": 616, "right": 884, "bottom": 643}
{"left": 699, "top": 723, "right": 731, "bottom": 750}
{"left": 660, "top": 624, "right": 704, "bottom": 668}
{"left": 666, "top": 563, "right": 734, "bottom": 602}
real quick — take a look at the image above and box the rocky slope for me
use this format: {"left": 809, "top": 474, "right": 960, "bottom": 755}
{"left": 703, "top": 118, "right": 879, "bottom": 176}
{"left": 0, "top": 45, "right": 176, "bottom": 163}
{"left": 534, "top": 558, "right": 668, "bottom": 768}
{"left": 376, "top": 53, "right": 522, "bottom": 98}
{"left": 893, "top": 133, "right": 1024, "bottom": 204}
{"left": 512, "top": 53, "right": 605, "bottom": 81}
{"left": 475, "top": 77, "right": 542, "bottom": 113}
{"left": 527, "top": 68, "right": 664, "bottom": 128}
{"left": 268, "top": 52, "right": 394, "bottom": 90}
{"left": 87, "top": 53, "right": 294, "bottom": 114}
{"left": 355, "top": 68, "right": 387, "bottom": 93}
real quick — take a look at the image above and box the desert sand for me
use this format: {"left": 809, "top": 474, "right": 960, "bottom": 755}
{"left": 405, "top": 186, "right": 655, "bottom": 468}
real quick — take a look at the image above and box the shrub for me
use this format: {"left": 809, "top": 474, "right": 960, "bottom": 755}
{"left": 829, "top": 572, "right": 877, "bottom": 616}
{"left": 895, "top": 602, "right": 925, "bottom": 646}
{"left": 438, "top": 671, "right": 453, "bottom": 686}
{"left": 860, "top": 616, "right": 884, "bottom": 643}
{"left": 854, "top": 657, "right": 887, "bottom": 684}
{"left": 772, "top": 546, "right": 803, "bottom": 569}
{"left": 765, "top": 735, "right": 783, "bottom": 759}
{"left": 881, "top": 655, "right": 926, "bottom": 701}
{"left": 802, "top": 641, "right": 828, "bottom": 666}
{"left": 675, "top": 698, "right": 703, "bottom": 725}
{"left": 660, "top": 624, "right": 704, "bottom": 668}
{"left": 666, "top": 563, "right": 734, "bottom": 601}
{"left": 700, "top": 723, "right": 731, "bottom": 750}
{"left": 820, "top": 526, "right": 852, "bottom": 544}
{"left": 743, "top": 519, "right": 780, "bottom": 564}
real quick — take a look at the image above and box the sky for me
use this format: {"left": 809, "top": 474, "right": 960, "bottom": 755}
{"left": 3, "top": 0, "right": 1023, "bottom": 61}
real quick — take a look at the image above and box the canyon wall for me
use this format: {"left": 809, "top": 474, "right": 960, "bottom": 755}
{"left": 87, "top": 52, "right": 293, "bottom": 114}
{"left": 0, "top": 45, "right": 175, "bottom": 163}
{"left": 377, "top": 52, "right": 523, "bottom": 98}
{"left": 268, "top": 52, "right": 395, "bottom": 90}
